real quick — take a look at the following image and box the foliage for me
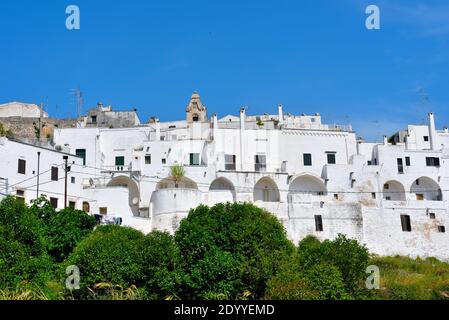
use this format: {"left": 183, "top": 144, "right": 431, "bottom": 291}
{"left": 0, "top": 197, "right": 52, "bottom": 289}
{"left": 65, "top": 225, "right": 145, "bottom": 297}
{"left": 169, "top": 164, "right": 186, "bottom": 187}
{"left": 175, "top": 203, "right": 295, "bottom": 299}
{"left": 298, "top": 234, "right": 370, "bottom": 295}
{"left": 369, "top": 255, "right": 449, "bottom": 300}
{"left": 139, "top": 231, "right": 183, "bottom": 300}
{"left": 44, "top": 208, "right": 96, "bottom": 263}
{"left": 0, "top": 122, "right": 13, "bottom": 137}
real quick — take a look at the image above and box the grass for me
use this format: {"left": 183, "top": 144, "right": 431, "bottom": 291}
{"left": 370, "top": 255, "right": 449, "bottom": 300}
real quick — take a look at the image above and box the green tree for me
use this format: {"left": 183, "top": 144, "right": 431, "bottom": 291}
{"left": 65, "top": 225, "right": 145, "bottom": 298}
{"left": 44, "top": 208, "right": 96, "bottom": 263}
{"left": 175, "top": 203, "right": 295, "bottom": 299}
{"left": 0, "top": 197, "right": 52, "bottom": 289}
{"left": 139, "top": 231, "right": 182, "bottom": 299}
{"left": 298, "top": 234, "right": 369, "bottom": 295}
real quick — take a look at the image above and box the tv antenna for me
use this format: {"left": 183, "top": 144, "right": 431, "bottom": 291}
{"left": 70, "top": 86, "right": 84, "bottom": 119}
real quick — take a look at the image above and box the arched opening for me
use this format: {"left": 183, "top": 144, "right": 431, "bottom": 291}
{"left": 254, "top": 177, "right": 280, "bottom": 202}
{"left": 383, "top": 180, "right": 406, "bottom": 201}
{"left": 192, "top": 114, "right": 200, "bottom": 122}
{"left": 107, "top": 176, "right": 140, "bottom": 216}
{"left": 209, "top": 177, "right": 236, "bottom": 204}
{"left": 289, "top": 175, "right": 327, "bottom": 195}
{"left": 82, "top": 201, "right": 90, "bottom": 213}
{"left": 411, "top": 177, "right": 442, "bottom": 201}
{"left": 156, "top": 177, "right": 198, "bottom": 190}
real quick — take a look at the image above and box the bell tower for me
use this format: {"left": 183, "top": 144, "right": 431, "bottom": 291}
{"left": 186, "top": 91, "right": 207, "bottom": 123}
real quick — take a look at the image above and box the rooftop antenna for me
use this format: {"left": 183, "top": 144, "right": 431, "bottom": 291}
{"left": 70, "top": 86, "right": 84, "bottom": 119}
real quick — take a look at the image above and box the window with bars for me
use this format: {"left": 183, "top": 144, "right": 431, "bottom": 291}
{"left": 426, "top": 157, "right": 440, "bottom": 167}
{"left": 326, "top": 152, "right": 336, "bottom": 165}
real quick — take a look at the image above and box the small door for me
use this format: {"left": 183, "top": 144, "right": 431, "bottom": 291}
{"left": 263, "top": 188, "right": 269, "bottom": 202}
{"left": 416, "top": 194, "right": 424, "bottom": 201}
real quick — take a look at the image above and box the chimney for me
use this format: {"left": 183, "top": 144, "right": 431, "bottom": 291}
{"left": 278, "top": 104, "right": 284, "bottom": 127}
{"left": 429, "top": 112, "right": 439, "bottom": 150}
{"left": 155, "top": 120, "right": 161, "bottom": 141}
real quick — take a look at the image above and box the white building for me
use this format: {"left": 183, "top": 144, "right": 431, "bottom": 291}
{"left": 0, "top": 102, "right": 48, "bottom": 118}
{"left": 2, "top": 92, "right": 449, "bottom": 261}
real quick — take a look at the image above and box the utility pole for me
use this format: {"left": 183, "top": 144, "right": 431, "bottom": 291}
{"left": 63, "top": 155, "right": 69, "bottom": 208}
{"left": 37, "top": 152, "right": 41, "bottom": 199}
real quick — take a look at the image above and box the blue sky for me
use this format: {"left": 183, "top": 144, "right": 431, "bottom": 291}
{"left": 1, "top": 0, "right": 449, "bottom": 141}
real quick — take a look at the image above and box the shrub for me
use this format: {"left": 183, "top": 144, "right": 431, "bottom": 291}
{"left": 65, "top": 225, "right": 145, "bottom": 297}
{"left": 175, "top": 203, "right": 295, "bottom": 299}
{"left": 44, "top": 208, "right": 96, "bottom": 263}
{"left": 298, "top": 234, "right": 369, "bottom": 295}
{"left": 139, "top": 231, "right": 182, "bottom": 299}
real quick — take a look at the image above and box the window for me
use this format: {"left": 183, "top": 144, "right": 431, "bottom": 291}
{"left": 100, "top": 207, "right": 108, "bottom": 216}
{"left": 162, "top": 158, "right": 167, "bottom": 165}
{"left": 367, "top": 160, "right": 373, "bottom": 166}
{"left": 334, "top": 194, "right": 339, "bottom": 200}
{"left": 424, "top": 136, "right": 429, "bottom": 142}
{"left": 71, "top": 177, "right": 76, "bottom": 184}
{"left": 303, "top": 154, "right": 312, "bottom": 166}
{"left": 429, "top": 213, "right": 436, "bottom": 219}
{"left": 145, "top": 155, "right": 152, "bottom": 165}
{"left": 69, "top": 201, "right": 76, "bottom": 209}
{"left": 326, "top": 152, "right": 336, "bottom": 165}
{"left": 189, "top": 153, "right": 200, "bottom": 166}
{"left": 426, "top": 157, "right": 440, "bottom": 167}
{"left": 91, "top": 115, "right": 97, "bottom": 124}
{"left": 115, "top": 156, "right": 125, "bottom": 166}
{"left": 397, "top": 158, "right": 404, "bottom": 174}
{"left": 401, "top": 215, "right": 412, "bottom": 232}
{"left": 225, "top": 155, "right": 236, "bottom": 171}
{"left": 384, "top": 183, "right": 390, "bottom": 190}
{"left": 405, "top": 157, "right": 411, "bottom": 167}
{"left": 51, "top": 166, "right": 59, "bottom": 181}
{"left": 192, "top": 114, "right": 199, "bottom": 122}
{"left": 385, "top": 196, "right": 391, "bottom": 201}
{"left": 416, "top": 179, "right": 420, "bottom": 186}
{"left": 255, "top": 155, "right": 267, "bottom": 172}
{"left": 76, "top": 149, "right": 86, "bottom": 166}
{"left": 438, "top": 226, "right": 446, "bottom": 233}
{"left": 315, "top": 215, "right": 324, "bottom": 232}
{"left": 416, "top": 194, "right": 424, "bottom": 201}
{"left": 372, "top": 193, "right": 377, "bottom": 199}
{"left": 50, "top": 197, "right": 58, "bottom": 209}
{"left": 16, "top": 190, "right": 25, "bottom": 204}
{"left": 18, "top": 159, "right": 26, "bottom": 174}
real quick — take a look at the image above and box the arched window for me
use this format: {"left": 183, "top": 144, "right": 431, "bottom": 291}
{"left": 192, "top": 114, "right": 200, "bottom": 122}
{"left": 383, "top": 180, "right": 406, "bottom": 201}
{"left": 82, "top": 201, "right": 90, "bottom": 213}
{"left": 411, "top": 177, "right": 442, "bottom": 201}
{"left": 254, "top": 177, "right": 280, "bottom": 202}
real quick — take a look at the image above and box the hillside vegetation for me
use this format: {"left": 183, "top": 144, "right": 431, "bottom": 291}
{"left": 1, "top": 196, "right": 448, "bottom": 300}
